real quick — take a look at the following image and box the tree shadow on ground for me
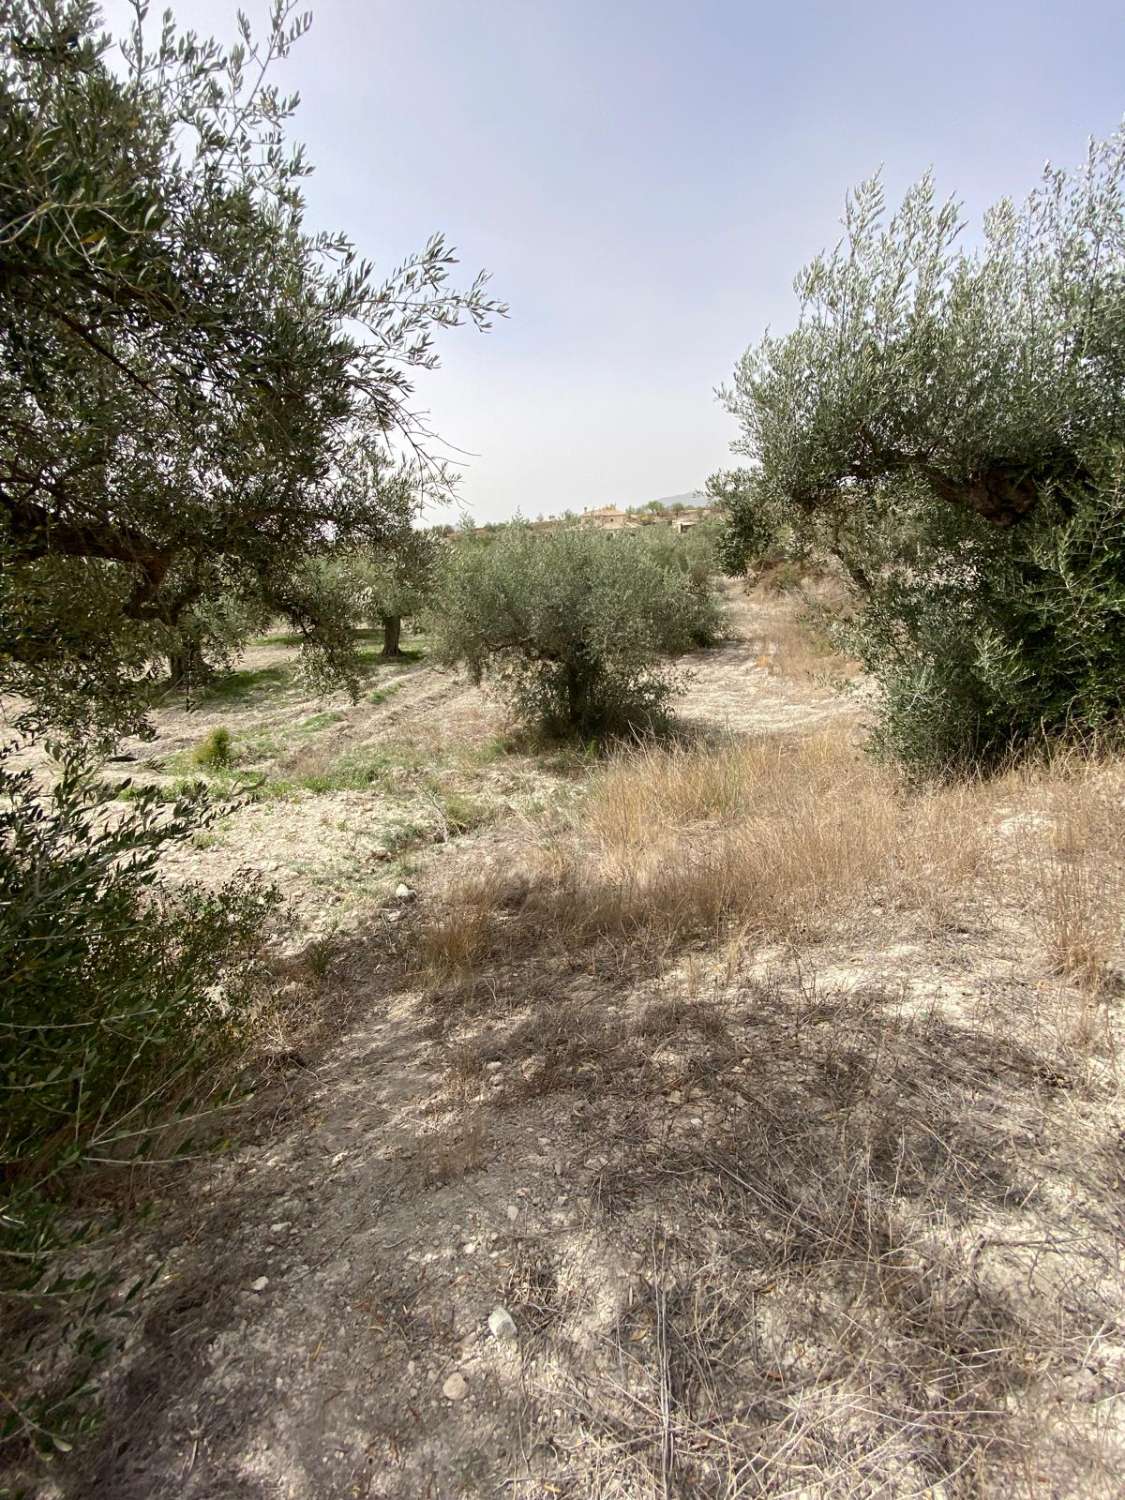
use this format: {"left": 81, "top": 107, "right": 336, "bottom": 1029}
{"left": 39, "top": 917, "right": 1123, "bottom": 1500}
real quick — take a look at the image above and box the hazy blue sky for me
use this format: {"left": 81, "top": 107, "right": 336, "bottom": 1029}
{"left": 104, "top": 0, "right": 1125, "bottom": 521}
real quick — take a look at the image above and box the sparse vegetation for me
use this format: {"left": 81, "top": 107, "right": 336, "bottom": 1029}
{"left": 2, "top": 5, "right": 1122, "bottom": 1495}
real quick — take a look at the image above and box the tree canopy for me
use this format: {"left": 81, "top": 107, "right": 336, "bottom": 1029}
{"left": 718, "top": 128, "right": 1125, "bottom": 773}
{"left": 721, "top": 130, "right": 1125, "bottom": 538}
{"left": 0, "top": 0, "right": 504, "bottom": 730}
{"left": 432, "top": 526, "right": 721, "bottom": 739}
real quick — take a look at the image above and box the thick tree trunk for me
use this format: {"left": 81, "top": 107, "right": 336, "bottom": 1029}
{"left": 380, "top": 614, "right": 403, "bottom": 658}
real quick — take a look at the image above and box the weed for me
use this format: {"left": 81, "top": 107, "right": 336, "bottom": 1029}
{"left": 439, "top": 793, "right": 491, "bottom": 837}
{"left": 303, "top": 936, "right": 339, "bottom": 981}
{"left": 192, "top": 725, "right": 234, "bottom": 768}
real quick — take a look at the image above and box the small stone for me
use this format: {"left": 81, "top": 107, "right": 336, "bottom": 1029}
{"left": 395, "top": 883, "right": 415, "bottom": 901}
{"left": 250, "top": 1276, "right": 269, "bottom": 1292}
{"left": 488, "top": 1306, "right": 518, "bottom": 1343}
{"left": 506, "top": 1204, "right": 519, "bottom": 1222}
{"left": 442, "top": 1371, "right": 469, "bottom": 1401}
{"left": 486, "top": 1060, "right": 502, "bottom": 1071}
{"left": 463, "top": 1241, "right": 477, "bottom": 1255}
{"left": 269, "top": 1222, "right": 290, "bottom": 1235}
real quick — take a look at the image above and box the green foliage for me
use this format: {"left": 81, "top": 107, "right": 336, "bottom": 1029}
{"left": 855, "top": 455, "right": 1125, "bottom": 774}
{"left": 321, "top": 528, "right": 446, "bottom": 658}
{"left": 0, "top": 0, "right": 502, "bottom": 734}
{"left": 632, "top": 522, "right": 723, "bottom": 644}
{"left": 722, "top": 132, "right": 1125, "bottom": 531}
{"left": 0, "top": 738, "right": 278, "bottom": 1457}
{"left": 432, "top": 527, "right": 722, "bottom": 738}
{"left": 192, "top": 726, "right": 234, "bottom": 768}
{"left": 721, "top": 128, "right": 1125, "bottom": 770}
{"left": 704, "top": 468, "right": 803, "bottom": 576}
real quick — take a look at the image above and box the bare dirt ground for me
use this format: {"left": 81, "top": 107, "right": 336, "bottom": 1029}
{"left": 14, "top": 588, "right": 1125, "bottom": 1500}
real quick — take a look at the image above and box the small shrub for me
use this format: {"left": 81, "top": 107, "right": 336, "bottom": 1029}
{"left": 193, "top": 725, "right": 234, "bottom": 767}
{"left": 440, "top": 793, "right": 491, "bottom": 836}
{"left": 757, "top": 559, "right": 804, "bottom": 594}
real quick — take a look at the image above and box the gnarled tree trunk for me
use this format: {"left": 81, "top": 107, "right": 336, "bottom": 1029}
{"left": 380, "top": 614, "right": 403, "bottom": 658}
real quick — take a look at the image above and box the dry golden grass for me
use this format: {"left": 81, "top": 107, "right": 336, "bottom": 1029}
{"left": 1037, "top": 768, "right": 1125, "bottom": 992}
{"left": 418, "top": 729, "right": 1004, "bottom": 980}
{"left": 418, "top": 728, "right": 1125, "bottom": 1009}
{"left": 760, "top": 614, "right": 859, "bottom": 685}
{"left": 740, "top": 569, "right": 861, "bottom": 686}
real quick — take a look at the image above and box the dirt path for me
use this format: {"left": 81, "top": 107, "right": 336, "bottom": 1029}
{"left": 676, "top": 584, "right": 861, "bottom": 738}
{"left": 23, "top": 593, "right": 1123, "bottom": 1499}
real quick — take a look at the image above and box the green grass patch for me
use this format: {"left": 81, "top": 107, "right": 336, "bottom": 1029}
{"left": 198, "top": 664, "right": 291, "bottom": 704}
{"left": 298, "top": 709, "right": 347, "bottom": 732}
{"left": 192, "top": 725, "right": 234, "bottom": 768}
{"left": 289, "top": 736, "right": 436, "bottom": 795}
{"left": 440, "top": 792, "right": 493, "bottom": 835}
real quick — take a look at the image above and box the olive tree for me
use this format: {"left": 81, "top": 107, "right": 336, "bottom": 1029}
{"left": 432, "top": 526, "right": 721, "bottom": 738}
{"left": 344, "top": 527, "right": 446, "bottom": 658}
{"left": 720, "top": 128, "right": 1125, "bottom": 771}
{"left": 0, "top": 4, "right": 501, "bottom": 1451}
{"left": 0, "top": 0, "right": 503, "bottom": 732}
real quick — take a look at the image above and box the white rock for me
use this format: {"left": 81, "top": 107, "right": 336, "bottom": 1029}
{"left": 395, "top": 883, "right": 415, "bottom": 900}
{"left": 250, "top": 1276, "right": 269, "bottom": 1292}
{"left": 488, "top": 1306, "right": 518, "bottom": 1343}
{"left": 269, "top": 1222, "right": 290, "bottom": 1235}
{"left": 442, "top": 1371, "right": 469, "bottom": 1400}
{"left": 506, "top": 1204, "right": 519, "bottom": 1222}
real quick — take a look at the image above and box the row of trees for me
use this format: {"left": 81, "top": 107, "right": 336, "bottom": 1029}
{"left": 1, "top": 0, "right": 504, "bottom": 736}
{"left": 710, "top": 130, "right": 1125, "bottom": 774}
{"left": 308, "top": 518, "right": 723, "bottom": 738}
{"left": 0, "top": 0, "right": 506, "bottom": 1458}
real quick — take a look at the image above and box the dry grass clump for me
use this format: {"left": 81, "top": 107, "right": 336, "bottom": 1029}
{"left": 759, "top": 615, "right": 856, "bottom": 685}
{"left": 417, "top": 730, "right": 998, "bottom": 981}
{"left": 979, "top": 747, "right": 1125, "bottom": 996}
{"left": 1037, "top": 772, "right": 1124, "bottom": 993}
{"left": 420, "top": 731, "right": 1125, "bottom": 999}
